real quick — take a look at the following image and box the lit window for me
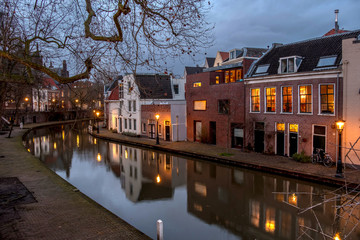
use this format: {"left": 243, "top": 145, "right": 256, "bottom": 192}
{"left": 289, "top": 124, "right": 298, "bottom": 133}
{"left": 236, "top": 69, "right": 242, "bottom": 80}
{"left": 225, "top": 71, "right": 229, "bottom": 83}
{"left": 251, "top": 89, "right": 260, "bottom": 112}
{"left": 250, "top": 200, "right": 260, "bottom": 227}
{"left": 320, "top": 84, "right": 334, "bottom": 114}
{"left": 299, "top": 85, "right": 312, "bottom": 113}
{"left": 194, "top": 182, "right": 207, "bottom": 197}
{"left": 276, "top": 123, "right": 285, "bottom": 131}
{"left": 280, "top": 56, "right": 302, "bottom": 74}
{"left": 193, "top": 100, "right": 206, "bottom": 111}
{"left": 265, "top": 87, "right": 276, "bottom": 112}
{"left": 218, "top": 99, "right": 230, "bottom": 114}
{"left": 215, "top": 75, "right": 220, "bottom": 84}
{"left": 282, "top": 87, "right": 292, "bottom": 113}
{"left": 230, "top": 70, "right": 236, "bottom": 82}
{"left": 317, "top": 56, "right": 337, "bottom": 68}
{"left": 255, "top": 64, "right": 270, "bottom": 74}
{"left": 193, "top": 82, "right": 202, "bottom": 87}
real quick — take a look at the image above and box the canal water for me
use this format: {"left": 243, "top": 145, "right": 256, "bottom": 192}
{"left": 23, "top": 123, "right": 360, "bottom": 240}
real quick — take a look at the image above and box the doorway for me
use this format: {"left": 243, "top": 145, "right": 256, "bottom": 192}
{"left": 149, "top": 124, "right": 155, "bottom": 139}
{"left": 276, "top": 123, "right": 285, "bottom": 156}
{"left": 289, "top": 123, "right": 299, "bottom": 157}
{"left": 209, "top": 121, "right": 216, "bottom": 145}
{"left": 194, "top": 121, "right": 202, "bottom": 142}
{"left": 254, "top": 122, "right": 264, "bottom": 153}
{"left": 313, "top": 125, "right": 326, "bottom": 153}
{"left": 165, "top": 126, "right": 170, "bottom": 141}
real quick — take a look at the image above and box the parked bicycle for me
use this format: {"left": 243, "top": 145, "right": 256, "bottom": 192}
{"left": 311, "top": 148, "right": 334, "bottom": 167}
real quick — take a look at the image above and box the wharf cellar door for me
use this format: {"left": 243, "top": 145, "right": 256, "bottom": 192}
{"left": 276, "top": 123, "right": 285, "bottom": 156}
{"left": 209, "top": 121, "right": 216, "bottom": 145}
{"left": 254, "top": 122, "right": 264, "bottom": 153}
{"left": 194, "top": 121, "right": 202, "bottom": 142}
{"left": 289, "top": 124, "right": 299, "bottom": 157}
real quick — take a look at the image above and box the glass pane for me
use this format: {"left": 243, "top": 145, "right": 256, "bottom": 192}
{"left": 317, "top": 56, "right": 337, "bottom": 67}
{"left": 288, "top": 58, "right": 295, "bottom": 72}
{"left": 314, "top": 126, "right": 326, "bottom": 135}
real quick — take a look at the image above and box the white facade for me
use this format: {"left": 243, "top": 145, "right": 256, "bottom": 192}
{"left": 107, "top": 74, "right": 187, "bottom": 141}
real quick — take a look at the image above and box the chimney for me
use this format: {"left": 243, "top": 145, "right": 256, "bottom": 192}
{"left": 335, "top": 9, "right": 339, "bottom": 33}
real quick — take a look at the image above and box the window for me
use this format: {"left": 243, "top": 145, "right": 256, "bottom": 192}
{"left": 159, "top": 125, "right": 162, "bottom": 134}
{"left": 313, "top": 125, "right": 326, "bottom": 152}
{"left": 230, "top": 70, "right": 236, "bottom": 82}
{"left": 276, "top": 123, "right": 285, "bottom": 131}
{"left": 280, "top": 56, "right": 302, "bottom": 74}
{"left": 142, "top": 123, "right": 146, "bottom": 132}
{"left": 251, "top": 88, "right": 260, "bottom": 112}
{"left": 218, "top": 100, "right": 230, "bottom": 114}
{"left": 128, "top": 82, "right": 131, "bottom": 93}
{"left": 129, "top": 119, "right": 132, "bottom": 129}
{"left": 255, "top": 64, "right": 270, "bottom": 74}
{"left": 193, "top": 100, "right": 206, "bottom": 111}
{"left": 282, "top": 87, "right": 292, "bottom": 113}
{"left": 299, "top": 85, "right": 312, "bottom": 113}
{"left": 289, "top": 124, "right": 298, "bottom": 133}
{"left": 133, "top": 100, "right": 136, "bottom": 112}
{"left": 265, "top": 87, "right": 276, "bottom": 112}
{"left": 119, "top": 83, "right": 124, "bottom": 98}
{"left": 320, "top": 84, "right": 334, "bottom": 114}
{"left": 133, "top": 119, "right": 136, "bottom": 130}
{"left": 225, "top": 71, "right": 229, "bottom": 83}
{"left": 173, "top": 84, "right": 179, "bottom": 94}
{"left": 236, "top": 69, "right": 242, "bottom": 80}
{"left": 317, "top": 56, "right": 337, "bottom": 68}
{"left": 193, "top": 82, "right": 201, "bottom": 87}
{"left": 124, "top": 119, "right": 127, "bottom": 129}
{"left": 128, "top": 100, "right": 131, "bottom": 111}
{"left": 215, "top": 75, "right": 220, "bottom": 84}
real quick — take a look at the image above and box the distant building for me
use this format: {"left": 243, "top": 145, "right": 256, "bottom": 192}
{"left": 106, "top": 73, "right": 187, "bottom": 142}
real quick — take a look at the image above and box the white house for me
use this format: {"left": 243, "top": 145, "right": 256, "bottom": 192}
{"left": 106, "top": 73, "right": 187, "bottom": 141}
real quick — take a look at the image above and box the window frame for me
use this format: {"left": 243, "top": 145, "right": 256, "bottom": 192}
{"left": 281, "top": 86, "right": 293, "bottom": 114}
{"left": 218, "top": 99, "right": 230, "bottom": 114}
{"left": 318, "top": 83, "right": 335, "bottom": 116}
{"left": 316, "top": 55, "right": 337, "bottom": 68}
{"left": 173, "top": 84, "right": 179, "bottom": 94}
{"left": 193, "top": 100, "right": 207, "bottom": 111}
{"left": 250, "top": 88, "right": 261, "bottom": 113}
{"left": 298, "top": 84, "right": 313, "bottom": 114}
{"left": 279, "top": 56, "right": 302, "bottom": 74}
{"left": 265, "top": 87, "right": 276, "bottom": 113}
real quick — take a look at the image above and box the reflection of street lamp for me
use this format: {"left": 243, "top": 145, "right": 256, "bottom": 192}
{"left": 97, "top": 153, "right": 101, "bottom": 162}
{"left": 96, "top": 111, "right": 100, "bottom": 134}
{"left": 335, "top": 120, "right": 345, "bottom": 178}
{"left": 333, "top": 233, "right": 341, "bottom": 240}
{"left": 155, "top": 114, "right": 160, "bottom": 145}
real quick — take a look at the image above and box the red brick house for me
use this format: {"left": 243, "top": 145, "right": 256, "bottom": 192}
{"left": 244, "top": 30, "right": 360, "bottom": 160}
{"left": 186, "top": 48, "right": 267, "bottom": 148}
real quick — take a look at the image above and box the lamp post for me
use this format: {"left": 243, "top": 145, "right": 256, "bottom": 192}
{"left": 96, "top": 111, "right": 100, "bottom": 134}
{"left": 335, "top": 120, "right": 345, "bottom": 178}
{"left": 155, "top": 114, "right": 160, "bottom": 145}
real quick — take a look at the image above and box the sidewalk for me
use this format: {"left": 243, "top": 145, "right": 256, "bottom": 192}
{"left": 91, "top": 127, "right": 360, "bottom": 189}
{"left": 0, "top": 126, "right": 150, "bottom": 240}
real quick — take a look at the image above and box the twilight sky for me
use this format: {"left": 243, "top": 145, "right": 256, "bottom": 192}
{"left": 170, "top": 0, "right": 360, "bottom": 77}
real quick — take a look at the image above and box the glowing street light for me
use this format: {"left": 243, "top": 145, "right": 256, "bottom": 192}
{"left": 155, "top": 114, "right": 160, "bottom": 145}
{"left": 335, "top": 120, "right": 345, "bottom": 178}
{"left": 95, "top": 111, "right": 100, "bottom": 134}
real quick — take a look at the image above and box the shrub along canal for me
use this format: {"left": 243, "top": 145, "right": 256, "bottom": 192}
{"left": 23, "top": 123, "right": 360, "bottom": 240}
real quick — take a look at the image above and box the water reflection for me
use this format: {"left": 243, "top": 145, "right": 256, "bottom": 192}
{"left": 24, "top": 124, "right": 360, "bottom": 240}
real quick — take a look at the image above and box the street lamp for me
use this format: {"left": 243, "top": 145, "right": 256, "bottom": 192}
{"left": 155, "top": 114, "right": 160, "bottom": 145}
{"left": 96, "top": 111, "right": 100, "bottom": 134}
{"left": 335, "top": 120, "right": 345, "bottom": 178}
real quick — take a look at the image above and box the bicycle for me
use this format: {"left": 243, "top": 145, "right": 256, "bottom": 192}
{"left": 311, "top": 148, "right": 334, "bottom": 167}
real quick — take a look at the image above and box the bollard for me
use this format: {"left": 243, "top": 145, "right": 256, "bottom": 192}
{"left": 157, "top": 219, "right": 163, "bottom": 240}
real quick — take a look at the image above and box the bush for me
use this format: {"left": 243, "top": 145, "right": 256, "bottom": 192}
{"left": 292, "top": 151, "right": 311, "bottom": 163}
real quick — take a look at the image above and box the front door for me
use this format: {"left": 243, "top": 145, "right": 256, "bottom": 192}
{"left": 165, "top": 126, "right": 170, "bottom": 141}
{"left": 149, "top": 124, "right": 155, "bottom": 139}
{"left": 119, "top": 118, "right": 122, "bottom": 132}
{"left": 276, "top": 132, "right": 285, "bottom": 156}
{"left": 194, "top": 121, "right": 202, "bottom": 142}
{"left": 209, "top": 121, "right": 216, "bottom": 145}
{"left": 289, "top": 133, "right": 298, "bottom": 157}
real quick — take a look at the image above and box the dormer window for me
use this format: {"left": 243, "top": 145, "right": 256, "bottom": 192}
{"left": 229, "top": 49, "right": 242, "bottom": 60}
{"left": 255, "top": 64, "right": 270, "bottom": 75}
{"left": 316, "top": 56, "right": 337, "bottom": 68}
{"left": 279, "top": 56, "right": 302, "bottom": 74}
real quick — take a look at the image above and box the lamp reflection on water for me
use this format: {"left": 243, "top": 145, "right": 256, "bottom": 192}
{"left": 156, "top": 174, "right": 161, "bottom": 183}
{"left": 97, "top": 153, "right": 101, "bottom": 162}
{"left": 54, "top": 142, "right": 57, "bottom": 150}
{"left": 289, "top": 193, "right": 298, "bottom": 206}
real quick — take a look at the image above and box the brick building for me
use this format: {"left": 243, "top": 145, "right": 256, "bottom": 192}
{"left": 244, "top": 30, "right": 360, "bottom": 161}
{"left": 186, "top": 48, "right": 267, "bottom": 148}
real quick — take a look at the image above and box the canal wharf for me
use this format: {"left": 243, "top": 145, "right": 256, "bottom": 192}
{"left": 0, "top": 123, "right": 150, "bottom": 240}
{"left": 1, "top": 121, "right": 360, "bottom": 239}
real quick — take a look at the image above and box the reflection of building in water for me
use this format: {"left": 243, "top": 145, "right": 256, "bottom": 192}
{"left": 34, "top": 136, "right": 50, "bottom": 157}
{"left": 107, "top": 143, "right": 186, "bottom": 203}
{"left": 187, "top": 160, "right": 360, "bottom": 239}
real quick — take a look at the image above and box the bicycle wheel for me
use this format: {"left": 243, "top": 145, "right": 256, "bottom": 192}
{"left": 311, "top": 154, "right": 318, "bottom": 164}
{"left": 323, "top": 156, "right": 334, "bottom": 167}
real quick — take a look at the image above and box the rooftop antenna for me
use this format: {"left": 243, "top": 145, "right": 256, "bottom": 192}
{"left": 335, "top": 9, "right": 339, "bottom": 33}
